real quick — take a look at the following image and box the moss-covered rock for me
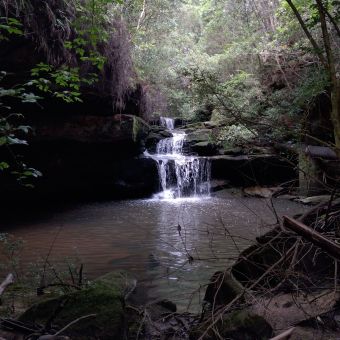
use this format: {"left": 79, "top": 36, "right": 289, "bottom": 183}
{"left": 19, "top": 271, "right": 135, "bottom": 339}
{"left": 132, "top": 115, "right": 150, "bottom": 142}
{"left": 190, "top": 310, "right": 273, "bottom": 340}
{"left": 203, "top": 271, "right": 244, "bottom": 307}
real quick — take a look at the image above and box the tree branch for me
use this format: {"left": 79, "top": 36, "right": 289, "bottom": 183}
{"left": 285, "top": 0, "right": 327, "bottom": 67}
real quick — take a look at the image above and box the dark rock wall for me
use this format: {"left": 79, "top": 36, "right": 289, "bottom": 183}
{"left": 211, "top": 155, "right": 297, "bottom": 187}
{"left": 0, "top": 115, "right": 159, "bottom": 203}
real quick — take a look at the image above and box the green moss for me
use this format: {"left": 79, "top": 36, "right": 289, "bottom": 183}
{"left": 132, "top": 116, "right": 150, "bottom": 142}
{"left": 19, "top": 275, "right": 127, "bottom": 339}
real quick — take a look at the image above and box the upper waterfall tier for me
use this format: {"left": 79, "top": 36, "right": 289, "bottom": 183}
{"left": 160, "top": 117, "right": 175, "bottom": 130}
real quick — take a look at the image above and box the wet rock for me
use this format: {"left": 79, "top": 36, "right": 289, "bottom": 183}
{"left": 191, "top": 141, "right": 217, "bottom": 156}
{"left": 145, "top": 132, "right": 163, "bottom": 151}
{"left": 190, "top": 310, "right": 273, "bottom": 340}
{"left": 159, "top": 130, "right": 172, "bottom": 138}
{"left": 145, "top": 128, "right": 172, "bottom": 152}
{"left": 19, "top": 271, "right": 135, "bottom": 339}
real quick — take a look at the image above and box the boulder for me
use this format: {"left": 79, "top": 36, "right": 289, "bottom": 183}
{"left": 19, "top": 271, "right": 135, "bottom": 339}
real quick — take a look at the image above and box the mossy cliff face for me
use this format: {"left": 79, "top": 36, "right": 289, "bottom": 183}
{"left": 19, "top": 271, "right": 135, "bottom": 340}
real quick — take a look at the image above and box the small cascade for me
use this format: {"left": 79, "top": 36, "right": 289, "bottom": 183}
{"left": 160, "top": 117, "right": 175, "bottom": 130}
{"left": 147, "top": 117, "right": 211, "bottom": 200}
{"left": 156, "top": 132, "right": 185, "bottom": 155}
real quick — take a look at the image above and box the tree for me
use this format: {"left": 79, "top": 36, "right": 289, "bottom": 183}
{"left": 285, "top": 0, "right": 340, "bottom": 152}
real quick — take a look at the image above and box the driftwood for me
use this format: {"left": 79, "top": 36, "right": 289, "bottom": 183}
{"left": 283, "top": 216, "right": 340, "bottom": 260}
{"left": 0, "top": 274, "right": 14, "bottom": 297}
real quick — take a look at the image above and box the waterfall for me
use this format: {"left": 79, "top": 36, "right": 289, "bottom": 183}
{"left": 160, "top": 117, "right": 175, "bottom": 130}
{"left": 147, "top": 117, "right": 211, "bottom": 200}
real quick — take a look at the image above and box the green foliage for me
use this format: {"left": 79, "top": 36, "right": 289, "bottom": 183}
{"left": 28, "top": 63, "right": 98, "bottom": 103}
{"left": 64, "top": 38, "right": 106, "bottom": 70}
{"left": 0, "top": 24, "right": 43, "bottom": 184}
{"left": 0, "top": 17, "right": 23, "bottom": 40}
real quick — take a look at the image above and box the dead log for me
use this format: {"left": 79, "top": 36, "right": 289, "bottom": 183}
{"left": 283, "top": 216, "right": 340, "bottom": 260}
{"left": 0, "top": 274, "right": 14, "bottom": 297}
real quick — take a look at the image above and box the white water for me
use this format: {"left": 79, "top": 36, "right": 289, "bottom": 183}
{"left": 160, "top": 116, "right": 175, "bottom": 130}
{"left": 148, "top": 117, "right": 211, "bottom": 200}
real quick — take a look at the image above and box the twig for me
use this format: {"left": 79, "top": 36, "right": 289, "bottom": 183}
{"left": 78, "top": 264, "right": 83, "bottom": 287}
{"left": 37, "top": 314, "right": 96, "bottom": 340}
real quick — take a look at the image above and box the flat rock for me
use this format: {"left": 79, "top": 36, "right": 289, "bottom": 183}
{"left": 294, "top": 195, "right": 332, "bottom": 205}
{"left": 244, "top": 186, "right": 283, "bottom": 198}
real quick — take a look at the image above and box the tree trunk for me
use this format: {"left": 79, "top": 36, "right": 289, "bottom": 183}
{"left": 316, "top": 0, "right": 340, "bottom": 153}
{"left": 331, "top": 80, "right": 340, "bottom": 151}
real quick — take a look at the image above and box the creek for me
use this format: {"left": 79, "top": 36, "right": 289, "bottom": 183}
{"left": 1, "top": 118, "right": 307, "bottom": 312}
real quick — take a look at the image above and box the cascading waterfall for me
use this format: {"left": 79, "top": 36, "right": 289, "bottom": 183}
{"left": 148, "top": 117, "right": 211, "bottom": 199}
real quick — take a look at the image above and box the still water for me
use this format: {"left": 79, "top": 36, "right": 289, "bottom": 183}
{"left": 2, "top": 194, "right": 305, "bottom": 311}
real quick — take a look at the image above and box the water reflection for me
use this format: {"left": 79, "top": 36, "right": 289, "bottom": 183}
{"left": 2, "top": 196, "right": 306, "bottom": 312}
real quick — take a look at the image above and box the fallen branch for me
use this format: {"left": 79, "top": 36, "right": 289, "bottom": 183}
{"left": 0, "top": 273, "right": 14, "bottom": 297}
{"left": 283, "top": 216, "right": 340, "bottom": 260}
{"left": 198, "top": 243, "right": 296, "bottom": 340}
{"left": 270, "top": 327, "right": 295, "bottom": 340}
